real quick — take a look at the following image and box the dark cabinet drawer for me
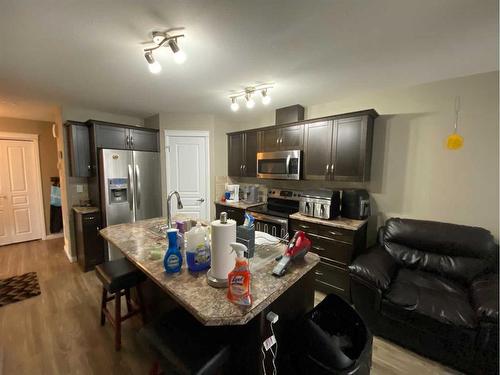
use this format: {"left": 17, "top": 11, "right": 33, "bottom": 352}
{"left": 308, "top": 233, "right": 352, "bottom": 266}
{"left": 215, "top": 204, "right": 245, "bottom": 226}
{"left": 316, "top": 225, "right": 354, "bottom": 244}
{"left": 314, "top": 260, "right": 350, "bottom": 300}
{"left": 290, "top": 219, "right": 318, "bottom": 235}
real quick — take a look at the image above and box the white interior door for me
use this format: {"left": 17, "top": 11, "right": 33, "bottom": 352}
{"left": 166, "top": 133, "right": 209, "bottom": 220}
{"left": 0, "top": 139, "right": 43, "bottom": 246}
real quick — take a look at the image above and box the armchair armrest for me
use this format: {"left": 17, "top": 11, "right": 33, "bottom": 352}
{"left": 471, "top": 273, "right": 499, "bottom": 324}
{"left": 349, "top": 245, "right": 397, "bottom": 291}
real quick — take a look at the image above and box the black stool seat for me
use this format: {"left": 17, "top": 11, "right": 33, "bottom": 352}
{"left": 141, "top": 308, "right": 231, "bottom": 375}
{"left": 96, "top": 258, "right": 146, "bottom": 293}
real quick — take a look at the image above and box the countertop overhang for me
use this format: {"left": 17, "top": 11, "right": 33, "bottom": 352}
{"left": 100, "top": 217, "right": 320, "bottom": 326}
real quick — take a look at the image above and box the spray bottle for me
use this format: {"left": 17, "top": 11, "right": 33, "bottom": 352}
{"left": 164, "top": 228, "right": 182, "bottom": 273}
{"left": 227, "top": 242, "right": 252, "bottom": 307}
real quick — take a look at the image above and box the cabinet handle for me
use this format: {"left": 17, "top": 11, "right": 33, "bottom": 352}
{"left": 314, "top": 270, "right": 324, "bottom": 276}
{"left": 130, "top": 136, "right": 134, "bottom": 148}
{"left": 240, "top": 164, "right": 243, "bottom": 175}
{"left": 276, "top": 138, "right": 279, "bottom": 145}
{"left": 280, "top": 137, "right": 283, "bottom": 144}
{"left": 243, "top": 164, "right": 246, "bottom": 175}
{"left": 330, "top": 164, "right": 335, "bottom": 173}
{"left": 312, "top": 245, "right": 325, "bottom": 252}
{"left": 87, "top": 164, "right": 91, "bottom": 171}
{"left": 96, "top": 226, "right": 100, "bottom": 230}
{"left": 329, "top": 231, "right": 341, "bottom": 236}
{"left": 325, "top": 164, "right": 330, "bottom": 174}
{"left": 126, "top": 135, "right": 130, "bottom": 148}
{"left": 298, "top": 224, "right": 310, "bottom": 230}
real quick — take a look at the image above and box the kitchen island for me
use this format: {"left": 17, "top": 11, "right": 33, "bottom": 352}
{"left": 100, "top": 216, "right": 320, "bottom": 373}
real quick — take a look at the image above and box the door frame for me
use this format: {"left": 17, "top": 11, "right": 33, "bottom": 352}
{"left": 164, "top": 130, "right": 210, "bottom": 220}
{"left": 0, "top": 131, "right": 47, "bottom": 240}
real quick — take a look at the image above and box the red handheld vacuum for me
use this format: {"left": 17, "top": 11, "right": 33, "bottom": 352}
{"left": 273, "top": 231, "right": 311, "bottom": 277}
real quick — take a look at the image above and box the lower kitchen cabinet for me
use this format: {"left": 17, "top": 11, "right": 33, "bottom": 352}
{"left": 290, "top": 218, "right": 367, "bottom": 301}
{"left": 214, "top": 204, "right": 246, "bottom": 225}
{"left": 74, "top": 210, "right": 104, "bottom": 272}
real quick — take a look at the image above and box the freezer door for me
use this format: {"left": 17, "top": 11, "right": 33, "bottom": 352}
{"left": 100, "top": 149, "right": 135, "bottom": 226}
{"left": 133, "top": 151, "right": 162, "bottom": 221}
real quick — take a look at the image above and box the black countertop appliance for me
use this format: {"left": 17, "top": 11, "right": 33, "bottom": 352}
{"left": 341, "top": 189, "right": 370, "bottom": 220}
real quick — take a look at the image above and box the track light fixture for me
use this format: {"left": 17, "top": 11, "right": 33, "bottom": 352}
{"left": 143, "top": 30, "right": 186, "bottom": 73}
{"left": 229, "top": 84, "right": 273, "bottom": 112}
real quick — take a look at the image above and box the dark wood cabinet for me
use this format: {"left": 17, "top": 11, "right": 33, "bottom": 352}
{"left": 304, "top": 112, "right": 375, "bottom": 182}
{"left": 227, "top": 131, "right": 258, "bottom": 177}
{"left": 214, "top": 204, "right": 246, "bottom": 225}
{"left": 258, "top": 124, "right": 304, "bottom": 152}
{"left": 289, "top": 218, "right": 367, "bottom": 301}
{"left": 66, "top": 121, "right": 91, "bottom": 177}
{"left": 304, "top": 120, "right": 333, "bottom": 180}
{"left": 92, "top": 122, "right": 159, "bottom": 152}
{"left": 74, "top": 210, "right": 104, "bottom": 272}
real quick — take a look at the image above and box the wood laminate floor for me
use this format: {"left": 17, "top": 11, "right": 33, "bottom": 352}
{"left": 0, "top": 239, "right": 461, "bottom": 375}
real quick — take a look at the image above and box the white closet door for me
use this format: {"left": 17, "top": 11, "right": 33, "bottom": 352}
{"left": 0, "top": 140, "right": 43, "bottom": 246}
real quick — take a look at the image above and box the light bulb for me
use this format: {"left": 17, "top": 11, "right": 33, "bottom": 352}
{"left": 261, "top": 89, "right": 271, "bottom": 105}
{"left": 230, "top": 99, "right": 239, "bottom": 112}
{"left": 173, "top": 50, "right": 187, "bottom": 64}
{"left": 245, "top": 93, "right": 255, "bottom": 109}
{"left": 148, "top": 61, "right": 162, "bottom": 74}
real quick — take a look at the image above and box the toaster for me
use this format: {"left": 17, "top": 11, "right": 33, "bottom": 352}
{"left": 299, "top": 189, "right": 340, "bottom": 220}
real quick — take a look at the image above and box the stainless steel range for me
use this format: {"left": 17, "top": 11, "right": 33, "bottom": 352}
{"left": 246, "top": 189, "right": 302, "bottom": 239}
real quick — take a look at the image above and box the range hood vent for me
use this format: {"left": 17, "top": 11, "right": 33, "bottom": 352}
{"left": 275, "top": 105, "right": 305, "bottom": 125}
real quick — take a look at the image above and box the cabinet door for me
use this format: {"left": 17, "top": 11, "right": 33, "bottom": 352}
{"left": 94, "top": 124, "right": 128, "bottom": 149}
{"left": 243, "top": 131, "right": 258, "bottom": 177}
{"left": 280, "top": 124, "right": 304, "bottom": 150}
{"left": 258, "top": 128, "right": 280, "bottom": 152}
{"left": 304, "top": 121, "right": 333, "bottom": 180}
{"left": 130, "top": 129, "right": 159, "bottom": 152}
{"left": 331, "top": 116, "right": 370, "bottom": 181}
{"left": 215, "top": 204, "right": 245, "bottom": 225}
{"left": 82, "top": 213, "right": 104, "bottom": 270}
{"left": 228, "top": 133, "right": 244, "bottom": 177}
{"left": 69, "top": 124, "right": 91, "bottom": 177}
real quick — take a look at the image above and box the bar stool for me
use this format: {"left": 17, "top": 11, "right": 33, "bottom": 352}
{"left": 95, "top": 258, "right": 147, "bottom": 351}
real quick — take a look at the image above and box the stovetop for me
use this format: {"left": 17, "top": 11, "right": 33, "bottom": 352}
{"left": 247, "top": 188, "right": 302, "bottom": 219}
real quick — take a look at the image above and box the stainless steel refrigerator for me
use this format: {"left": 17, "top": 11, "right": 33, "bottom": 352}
{"left": 99, "top": 148, "right": 161, "bottom": 260}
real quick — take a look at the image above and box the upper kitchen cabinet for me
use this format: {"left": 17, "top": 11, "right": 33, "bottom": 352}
{"left": 258, "top": 124, "right": 304, "bottom": 152}
{"left": 227, "top": 131, "right": 258, "bottom": 177}
{"left": 90, "top": 121, "right": 159, "bottom": 152}
{"left": 303, "top": 120, "right": 333, "bottom": 180}
{"left": 129, "top": 128, "right": 159, "bottom": 152}
{"left": 66, "top": 121, "right": 91, "bottom": 177}
{"left": 304, "top": 110, "right": 377, "bottom": 182}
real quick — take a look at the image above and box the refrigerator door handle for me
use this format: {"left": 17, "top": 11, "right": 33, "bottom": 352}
{"left": 135, "top": 164, "right": 141, "bottom": 209}
{"left": 127, "top": 164, "right": 134, "bottom": 211}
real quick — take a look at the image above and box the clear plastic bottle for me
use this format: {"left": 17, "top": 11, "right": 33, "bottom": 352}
{"left": 185, "top": 222, "right": 211, "bottom": 272}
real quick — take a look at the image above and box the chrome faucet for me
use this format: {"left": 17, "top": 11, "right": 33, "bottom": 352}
{"left": 166, "top": 190, "right": 183, "bottom": 228}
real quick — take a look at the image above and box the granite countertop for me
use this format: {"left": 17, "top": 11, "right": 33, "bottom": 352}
{"left": 72, "top": 206, "right": 100, "bottom": 214}
{"left": 100, "top": 216, "right": 319, "bottom": 326}
{"left": 289, "top": 212, "right": 367, "bottom": 231}
{"left": 214, "top": 200, "right": 265, "bottom": 210}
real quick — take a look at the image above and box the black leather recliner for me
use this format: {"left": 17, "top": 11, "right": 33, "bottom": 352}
{"left": 349, "top": 218, "right": 499, "bottom": 374}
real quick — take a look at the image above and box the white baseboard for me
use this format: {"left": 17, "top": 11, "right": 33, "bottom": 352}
{"left": 45, "top": 232, "right": 64, "bottom": 240}
{"left": 64, "top": 243, "right": 77, "bottom": 263}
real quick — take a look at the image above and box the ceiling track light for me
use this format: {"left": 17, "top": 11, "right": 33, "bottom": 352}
{"left": 143, "top": 30, "right": 186, "bottom": 72}
{"left": 228, "top": 84, "right": 273, "bottom": 112}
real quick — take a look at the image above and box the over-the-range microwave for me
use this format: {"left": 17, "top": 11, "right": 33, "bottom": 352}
{"left": 256, "top": 150, "right": 301, "bottom": 180}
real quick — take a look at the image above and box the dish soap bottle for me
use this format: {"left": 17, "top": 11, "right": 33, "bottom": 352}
{"left": 185, "top": 222, "right": 211, "bottom": 272}
{"left": 164, "top": 228, "right": 182, "bottom": 273}
{"left": 227, "top": 243, "right": 252, "bottom": 307}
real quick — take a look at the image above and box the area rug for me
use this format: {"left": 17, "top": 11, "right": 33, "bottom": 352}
{"left": 0, "top": 272, "right": 41, "bottom": 307}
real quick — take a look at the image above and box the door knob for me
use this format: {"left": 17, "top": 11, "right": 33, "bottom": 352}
{"left": 197, "top": 198, "right": 205, "bottom": 203}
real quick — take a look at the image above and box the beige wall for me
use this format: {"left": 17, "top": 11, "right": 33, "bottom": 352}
{"left": 0, "top": 117, "right": 59, "bottom": 235}
{"left": 231, "top": 71, "right": 499, "bottom": 237}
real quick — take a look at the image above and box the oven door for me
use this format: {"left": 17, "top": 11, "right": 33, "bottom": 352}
{"left": 250, "top": 212, "right": 288, "bottom": 239}
{"left": 256, "top": 150, "right": 301, "bottom": 180}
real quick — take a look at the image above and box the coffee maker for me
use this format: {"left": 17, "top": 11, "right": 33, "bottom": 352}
{"left": 225, "top": 184, "right": 240, "bottom": 203}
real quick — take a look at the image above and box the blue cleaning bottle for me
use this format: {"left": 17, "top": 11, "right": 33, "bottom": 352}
{"left": 164, "top": 228, "right": 182, "bottom": 273}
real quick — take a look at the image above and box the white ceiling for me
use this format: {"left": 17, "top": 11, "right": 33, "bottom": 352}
{"left": 0, "top": 0, "right": 497, "bottom": 121}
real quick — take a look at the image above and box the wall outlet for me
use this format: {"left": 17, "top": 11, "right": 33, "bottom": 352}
{"left": 76, "top": 184, "right": 84, "bottom": 193}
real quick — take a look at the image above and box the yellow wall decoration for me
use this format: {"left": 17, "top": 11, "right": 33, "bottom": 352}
{"left": 446, "top": 96, "right": 464, "bottom": 150}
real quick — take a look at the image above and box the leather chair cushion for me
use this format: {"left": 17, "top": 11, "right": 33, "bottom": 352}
{"left": 348, "top": 245, "right": 397, "bottom": 290}
{"left": 95, "top": 258, "right": 146, "bottom": 293}
{"left": 382, "top": 268, "right": 477, "bottom": 329}
{"left": 471, "top": 273, "right": 499, "bottom": 323}
{"left": 383, "top": 218, "right": 498, "bottom": 283}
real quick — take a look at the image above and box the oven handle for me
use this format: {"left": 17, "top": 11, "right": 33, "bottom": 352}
{"left": 248, "top": 212, "right": 288, "bottom": 226}
{"left": 286, "top": 154, "right": 291, "bottom": 176}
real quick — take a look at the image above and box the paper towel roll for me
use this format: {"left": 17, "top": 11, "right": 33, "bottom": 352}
{"left": 210, "top": 218, "right": 236, "bottom": 280}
